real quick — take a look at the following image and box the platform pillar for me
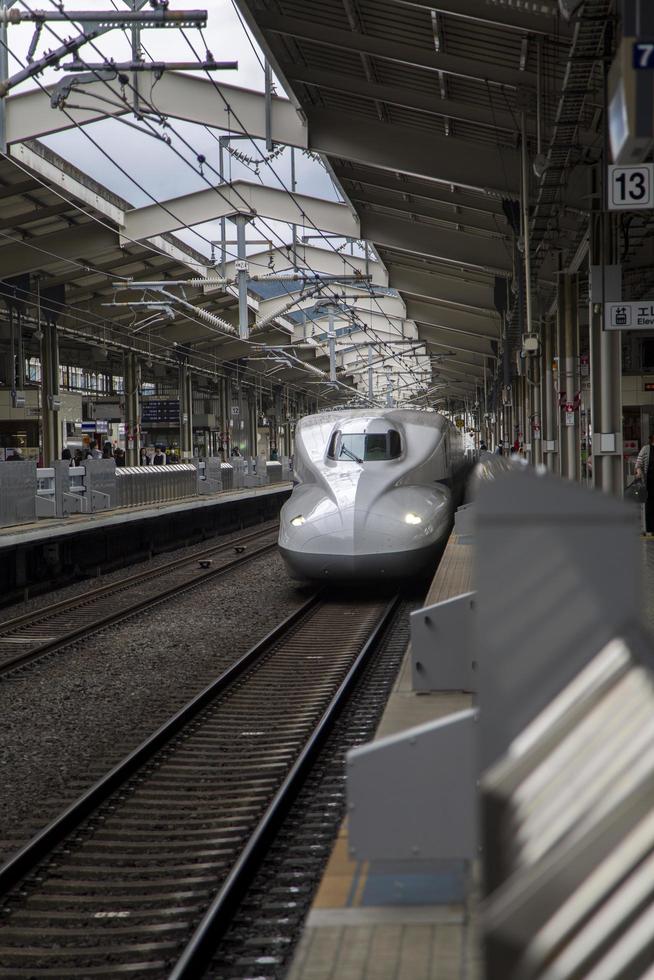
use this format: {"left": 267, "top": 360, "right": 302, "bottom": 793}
{"left": 557, "top": 273, "right": 580, "bottom": 481}
{"left": 589, "top": 204, "right": 623, "bottom": 496}
{"left": 529, "top": 353, "right": 542, "bottom": 465}
{"left": 40, "top": 317, "right": 61, "bottom": 466}
{"left": 178, "top": 359, "right": 193, "bottom": 461}
{"left": 541, "top": 315, "right": 558, "bottom": 471}
{"left": 123, "top": 352, "right": 140, "bottom": 466}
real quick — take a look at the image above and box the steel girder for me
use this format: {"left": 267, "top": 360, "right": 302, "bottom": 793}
{"left": 121, "top": 181, "right": 360, "bottom": 245}
{"left": 359, "top": 212, "right": 513, "bottom": 275}
{"left": 254, "top": 13, "right": 537, "bottom": 89}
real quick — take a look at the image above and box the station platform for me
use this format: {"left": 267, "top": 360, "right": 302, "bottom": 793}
{"left": 287, "top": 531, "right": 480, "bottom": 980}
{"left": 0, "top": 483, "right": 291, "bottom": 602}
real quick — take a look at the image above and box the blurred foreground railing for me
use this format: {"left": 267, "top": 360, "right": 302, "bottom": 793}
{"left": 346, "top": 463, "right": 651, "bottom": 980}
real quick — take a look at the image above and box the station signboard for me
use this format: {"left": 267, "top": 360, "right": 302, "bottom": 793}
{"left": 141, "top": 399, "right": 180, "bottom": 425}
{"left": 608, "top": 163, "right": 654, "bottom": 210}
{"left": 605, "top": 301, "right": 654, "bottom": 330}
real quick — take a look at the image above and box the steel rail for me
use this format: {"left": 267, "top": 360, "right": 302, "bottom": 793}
{"left": 0, "top": 594, "right": 399, "bottom": 978}
{"left": 170, "top": 594, "right": 399, "bottom": 980}
{"left": 0, "top": 594, "right": 322, "bottom": 896}
{"left": 0, "top": 523, "right": 279, "bottom": 676}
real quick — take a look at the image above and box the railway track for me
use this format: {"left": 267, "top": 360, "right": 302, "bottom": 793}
{"left": 0, "top": 523, "right": 279, "bottom": 677}
{"left": 0, "top": 594, "right": 398, "bottom": 978}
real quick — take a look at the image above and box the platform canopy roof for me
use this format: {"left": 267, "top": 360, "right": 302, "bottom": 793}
{"left": 231, "top": 0, "right": 621, "bottom": 406}
{"left": 6, "top": 0, "right": 654, "bottom": 410}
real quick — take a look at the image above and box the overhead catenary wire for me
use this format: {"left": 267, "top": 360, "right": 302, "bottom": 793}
{"left": 15, "top": 2, "right": 377, "bottom": 388}
{"left": 35, "top": 0, "right": 423, "bottom": 397}
{"left": 182, "top": 25, "right": 430, "bottom": 395}
{"left": 8, "top": 1, "right": 421, "bottom": 403}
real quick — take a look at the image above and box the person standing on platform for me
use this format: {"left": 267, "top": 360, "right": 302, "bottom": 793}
{"left": 152, "top": 447, "right": 166, "bottom": 465}
{"left": 635, "top": 433, "right": 654, "bottom": 534}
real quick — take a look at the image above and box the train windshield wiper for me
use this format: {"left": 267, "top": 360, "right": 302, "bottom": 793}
{"left": 339, "top": 445, "right": 363, "bottom": 464}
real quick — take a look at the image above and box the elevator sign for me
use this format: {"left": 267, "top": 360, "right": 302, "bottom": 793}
{"left": 605, "top": 301, "right": 654, "bottom": 330}
{"left": 608, "top": 163, "right": 654, "bottom": 210}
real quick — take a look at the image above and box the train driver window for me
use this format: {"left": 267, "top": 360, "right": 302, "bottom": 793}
{"left": 327, "top": 429, "right": 402, "bottom": 461}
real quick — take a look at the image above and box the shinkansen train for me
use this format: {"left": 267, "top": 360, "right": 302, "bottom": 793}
{"left": 278, "top": 408, "right": 465, "bottom": 580}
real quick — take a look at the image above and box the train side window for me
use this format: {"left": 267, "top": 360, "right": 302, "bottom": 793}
{"left": 388, "top": 430, "right": 401, "bottom": 458}
{"left": 327, "top": 431, "right": 339, "bottom": 459}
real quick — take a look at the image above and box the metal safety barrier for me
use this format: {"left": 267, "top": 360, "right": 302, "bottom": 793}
{"left": 115, "top": 464, "right": 198, "bottom": 508}
{"left": 1, "top": 456, "right": 292, "bottom": 528}
{"left": 346, "top": 465, "right": 649, "bottom": 980}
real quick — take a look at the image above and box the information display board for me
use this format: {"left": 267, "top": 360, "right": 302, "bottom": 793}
{"left": 141, "top": 399, "right": 180, "bottom": 425}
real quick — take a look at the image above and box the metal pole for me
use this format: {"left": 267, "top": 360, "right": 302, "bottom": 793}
{"left": 219, "top": 141, "right": 226, "bottom": 279}
{"left": 290, "top": 147, "right": 297, "bottom": 271}
{"left": 367, "top": 345, "right": 373, "bottom": 400}
{"left": 542, "top": 317, "right": 556, "bottom": 471}
{"left": 0, "top": 0, "right": 14, "bottom": 152}
{"left": 234, "top": 214, "right": 250, "bottom": 341}
{"left": 131, "top": 0, "right": 140, "bottom": 114}
{"left": 41, "top": 310, "right": 61, "bottom": 466}
{"left": 536, "top": 39, "right": 542, "bottom": 158}
{"left": 559, "top": 274, "right": 580, "bottom": 481}
{"left": 532, "top": 353, "right": 542, "bottom": 465}
{"left": 264, "top": 59, "right": 273, "bottom": 153}
{"left": 328, "top": 308, "right": 337, "bottom": 382}
{"left": 521, "top": 111, "right": 534, "bottom": 337}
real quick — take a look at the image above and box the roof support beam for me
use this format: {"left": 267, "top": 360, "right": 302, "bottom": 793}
{"left": 335, "top": 168, "right": 506, "bottom": 218}
{"left": 282, "top": 63, "right": 523, "bottom": 136}
{"left": 419, "top": 327, "right": 497, "bottom": 358}
{"left": 350, "top": 189, "right": 509, "bottom": 237}
{"left": 386, "top": 263, "right": 496, "bottom": 313}
{"left": 383, "top": 0, "right": 567, "bottom": 37}
{"left": 406, "top": 298, "right": 500, "bottom": 336}
{"left": 0, "top": 223, "right": 115, "bottom": 277}
{"left": 257, "top": 13, "right": 536, "bottom": 89}
{"left": 120, "top": 180, "right": 360, "bottom": 245}
{"left": 308, "top": 108, "right": 522, "bottom": 199}
{"left": 5, "top": 73, "right": 308, "bottom": 147}
{"left": 360, "top": 212, "right": 513, "bottom": 275}
{"left": 217, "top": 243, "right": 389, "bottom": 290}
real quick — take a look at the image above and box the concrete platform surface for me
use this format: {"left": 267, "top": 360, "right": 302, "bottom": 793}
{"left": 0, "top": 482, "right": 291, "bottom": 549}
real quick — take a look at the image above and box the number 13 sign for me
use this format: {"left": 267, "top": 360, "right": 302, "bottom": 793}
{"left": 609, "top": 163, "right": 654, "bottom": 210}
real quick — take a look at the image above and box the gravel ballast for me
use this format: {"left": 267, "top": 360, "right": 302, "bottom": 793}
{"left": 0, "top": 547, "right": 310, "bottom": 864}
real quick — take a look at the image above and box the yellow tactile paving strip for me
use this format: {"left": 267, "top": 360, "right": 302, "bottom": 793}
{"left": 286, "top": 530, "right": 478, "bottom": 980}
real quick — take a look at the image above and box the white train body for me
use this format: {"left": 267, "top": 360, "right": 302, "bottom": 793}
{"left": 279, "top": 408, "right": 464, "bottom": 580}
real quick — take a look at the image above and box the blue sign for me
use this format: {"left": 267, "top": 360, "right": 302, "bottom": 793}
{"left": 633, "top": 42, "right": 654, "bottom": 69}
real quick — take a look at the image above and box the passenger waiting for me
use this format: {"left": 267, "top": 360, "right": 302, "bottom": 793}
{"left": 152, "top": 447, "right": 166, "bottom": 465}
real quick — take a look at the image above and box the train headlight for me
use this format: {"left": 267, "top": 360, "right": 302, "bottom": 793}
{"left": 290, "top": 515, "right": 306, "bottom": 527}
{"left": 404, "top": 512, "right": 422, "bottom": 525}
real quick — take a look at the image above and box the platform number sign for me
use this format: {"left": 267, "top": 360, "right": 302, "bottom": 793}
{"left": 609, "top": 163, "right": 654, "bottom": 210}
{"left": 633, "top": 42, "right": 654, "bottom": 70}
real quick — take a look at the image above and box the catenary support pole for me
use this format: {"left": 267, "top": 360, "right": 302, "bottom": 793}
{"left": 367, "top": 345, "right": 373, "bottom": 400}
{"left": 234, "top": 214, "right": 250, "bottom": 341}
{"left": 328, "top": 307, "right": 337, "bottom": 382}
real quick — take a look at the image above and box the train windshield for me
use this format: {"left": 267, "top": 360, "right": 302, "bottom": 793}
{"left": 328, "top": 430, "right": 402, "bottom": 462}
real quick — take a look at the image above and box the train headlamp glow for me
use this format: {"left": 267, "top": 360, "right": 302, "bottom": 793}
{"left": 404, "top": 512, "right": 422, "bottom": 525}
{"left": 290, "top": 515, "right": 306, "bottom": 527}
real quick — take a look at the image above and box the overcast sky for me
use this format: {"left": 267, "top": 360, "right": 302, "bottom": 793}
{"left": 6, "top": 0, "right": 345, "bottom": 262}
